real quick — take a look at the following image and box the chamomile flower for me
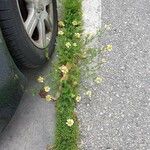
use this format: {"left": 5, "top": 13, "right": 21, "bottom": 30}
{"left": 65, "top": 42, "right": 71, "bottom": 48}
{"left": 106, "top": 44, "right": 112, "bottom": 51}
{"left": 85, "top": 91, "right": 92, "bottom": 98}
{"left": 44, "top": 86, "right": 50, "bottom": 92}
{"left": 73, "top": 43, "right": 77, "bottom": 47}
{"left": 66, "top": 119, "right": 74, "bottom": 127}
{"left": 59, "top": 65, "right": 69, "bottom": 74}
{"left": 73, "top": 81, "right": 78, "bottom": 86}
{"left": 95, "top": 77, "right": 103, "bottom": 84}
{"left": 72, "top": 20, "right": 78, "bottom": 26}
{"left": 58, "top": 30, "right": 64, "bottom": 35}
{"left": 75, "top": 33, "right": 81, "bottom": 39}
{"left": 76, "top": 95, "right": 81, "bottom": 102}
{"left": 101, "top": 58, "right": 107, "bottom": 63}
{"left": 58, "top": 21, "right": 65, "bottom": 27}
{"left": 37, "top": 76, "right": 44, "bottom": 83}
{"left": 81, "top": 51, "right": 87, "bottom": 58}
{"left": 45, "top": 95, "right": 52, "bottom": 102}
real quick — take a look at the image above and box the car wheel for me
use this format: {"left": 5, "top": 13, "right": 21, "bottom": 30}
{"left": 0, "top": 0, "right": 58, "bottom": 68}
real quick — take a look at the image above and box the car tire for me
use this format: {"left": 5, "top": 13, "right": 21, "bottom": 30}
{"left": 0, "top": 0, "right": 58, "bottom": 68}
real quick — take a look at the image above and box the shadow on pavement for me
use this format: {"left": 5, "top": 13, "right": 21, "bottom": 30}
{"left": 0, "top": 54, "right": 56, "bottom": 150}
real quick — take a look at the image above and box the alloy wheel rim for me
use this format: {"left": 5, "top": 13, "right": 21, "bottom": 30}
{"left": 16, "top": 0, "right": 54, "bottom": 49}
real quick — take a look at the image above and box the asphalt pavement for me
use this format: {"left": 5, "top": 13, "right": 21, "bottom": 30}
{"left": 0, "top": 0, "right": 150, "bottom": 150}
{"left": 78, "top": 0, "right": 150, "bottom": 149}
{"left": 0, "top": 59, "right": 56, "bottom": 150}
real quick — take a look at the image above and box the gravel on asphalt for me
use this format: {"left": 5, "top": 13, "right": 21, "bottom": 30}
{"left": 77, "top": 0, "right": 150, "bottom": 149}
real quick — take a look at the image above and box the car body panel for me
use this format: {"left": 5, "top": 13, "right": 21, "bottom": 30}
{"left": 0, "top": 28, "right": 26, "bottom": 133}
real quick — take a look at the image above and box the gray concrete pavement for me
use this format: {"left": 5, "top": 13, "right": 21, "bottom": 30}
{"left": 0, "top": 59, "right": 56, "bottom": 150}
{"left": 0, "top": 1, "right": 150, "bottom": 150}
{"left": 78, "top": 0, "right": 150, "bottom": 149}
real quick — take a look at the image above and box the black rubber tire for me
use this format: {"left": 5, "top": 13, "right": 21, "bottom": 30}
{"left": 0, "top": 0, "right": 58, "bottom": 68}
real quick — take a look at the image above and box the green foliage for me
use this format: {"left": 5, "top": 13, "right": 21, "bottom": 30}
{"left": 52, "top": 0, "right": 83, "bottom": 150}
{"left": 51, "top": 0, "right": 109, "bottom": 149}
